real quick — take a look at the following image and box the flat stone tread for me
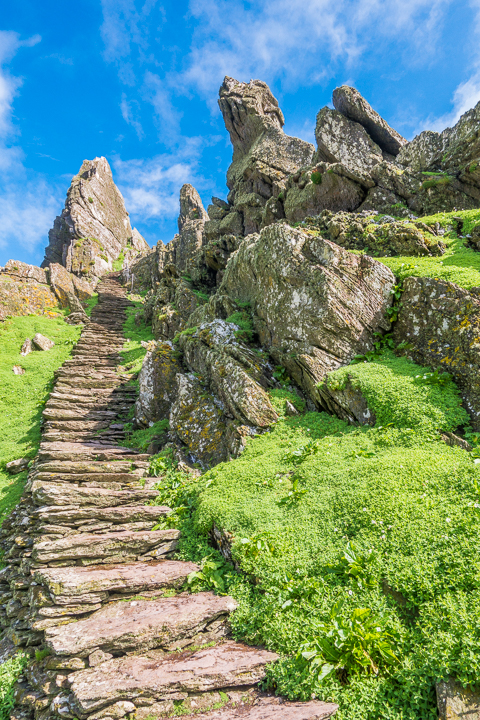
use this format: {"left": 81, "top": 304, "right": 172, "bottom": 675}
{"left": 33, "top": 560, "right": 199, "bottom": 597}
{"left": 178, "top": 697, "right": 338, "bottom": 720}
{"left": 31, "top": 483, "right": 159, "bottom": 507}
{"left": 68, "top": 642, "right": 279, "bottom": 715}
{"left": 45, "top": 592, "right": 237, "bottom": 656}
{"left": 32, "top": 528, "right": 180, "bottom": 562}
{"left": 32, "top": 504, "right": 170, "bottom": 524}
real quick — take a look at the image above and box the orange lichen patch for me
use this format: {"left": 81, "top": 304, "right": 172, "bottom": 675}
{"left": 0, "top": 276, "right": 59, "bottom": 322}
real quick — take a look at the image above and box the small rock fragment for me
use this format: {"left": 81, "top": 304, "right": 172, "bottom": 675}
{"left": 6, "top": 458, "right": 30, "bottom": 475}
{"left": 32, "top": 333, "right": 55, "bottom": 351}
{"left": 12, "top": 365, "right": 25, "bottom": 375}
{"left": 285, "top": 400, "right": 299, "bottom": 416}
{"left": 20, "top": 338, "right": 32, "bottom": 356}
{"left": 89, "top": 649, "right": 113, "bottom": 667}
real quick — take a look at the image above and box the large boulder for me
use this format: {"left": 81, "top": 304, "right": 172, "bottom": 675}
{"left": 42, "top": 157, "right": 143, "bottom": 279}
{"left": 0, "top": 274, "right": 58, "bottom": 321}
{"left": 332, "top": 86, "right": 407, "bottom": 156}
{"left": 135, "top": 341, "right": 182, "bottom": 427}
{"left": 393, "top": 277, "right": 480, "bottom": 429}
{"left": 1, "top": 260, "right": 47, "bottom": 284}
{"left": 314, "top": 107, "right": 383, "bottom": 184}
{"left": 218, "top": 223, "right": 395, "bottom": 405}
{"left": 437, "top": 678, "right": 480, "bottom": 720}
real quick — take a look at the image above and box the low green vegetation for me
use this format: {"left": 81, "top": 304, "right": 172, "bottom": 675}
{"left": 0, "top": 652, "right": 27, "bottom": 720}
{"left": 378, "top": 208, "right": 480, "bottom": 289}
{"left": 149, "top": 349, "right": 480, "bottom": 720}
{"left": 225, "top": 309, "right": 255, "bottom": 342}
{"left": 112, "top": 250, "right": 125, "bottom": 272}
{"left": 121, "top": 295, "right": 155, "bottom": 378}
{"left": 0, "top": 315, "right": 81, "bottom": 526}
{"left": 123, "top": 419, "right": 169, "bottom": 451}
{"left": 84, "top": 292, "right": 98, "bottom": 316}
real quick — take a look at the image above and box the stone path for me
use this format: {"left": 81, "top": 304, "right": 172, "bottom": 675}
{"left": 0, "top": 275, "right": 338, "bottom": 720}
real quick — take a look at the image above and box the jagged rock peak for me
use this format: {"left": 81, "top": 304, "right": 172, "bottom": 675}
{"left": 178, "top": 184, "right": 208, "bottom": 232}
{"left": 42, "top": 156, "right": 139, "bottom": 279}
{"left": 332, "top": 86, "right": 407, "bottom": 156}
{"left": 218, "top": 76, "right": 285, "bottom": 156}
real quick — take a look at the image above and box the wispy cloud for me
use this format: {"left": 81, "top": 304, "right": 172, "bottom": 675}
{"left": 112, "top": 138, "right": 206, "bottom": 229}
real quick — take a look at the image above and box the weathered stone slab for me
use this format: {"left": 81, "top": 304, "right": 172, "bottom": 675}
{"left": 1, "top": 259, "right": 48, "bottom": 284}
{"left": 35, "top": 460, "right": 137, "bottom": 474}
{"left": 31, "top": 483, "right": 157, "bottom": 507}
{"left": 31, "top": 529, "right": 179, "bottom": 563}
{"left": 32, "top": 333, "right": 55, "bottom": 351}
{"left": 177, "top": 697, "right": 338, "bottom": 720}
{"left": 45, "top": 592, "right": 237, "bottom": 656}
{"left": 33, "top": 560, "right": 198, "bottom": 601}
{"left": 68, "top": 642, "right": 279, "bottom": 715}
{"left": 32, "top": 505, "right": 169, "bottom": 525}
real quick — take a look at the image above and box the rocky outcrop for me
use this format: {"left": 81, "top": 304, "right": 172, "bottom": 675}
{"left": 393, "top": 277, "right": 480, "bottom": 429}
{"left": 42, "top": 157, "right": 149, "bottom": 280}
{"left": 214, "top": 223, "right": 394, "bottom": 404}
{"left": 0, "top": 272, "right": 59, "bottom": 322}
{"left": 135, "top": 340, "right": 182, "bottom": 426}
{"left": 302, "top": 210, "right": 445, "bottom": 257}
{"left": 332, "top": 86, "right": 407, "bottom": 156}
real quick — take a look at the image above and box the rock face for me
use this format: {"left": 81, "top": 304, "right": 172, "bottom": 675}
{"left": 332, "top": 86, "right": 407, "bottom": 156}
{"left": 135, "top": 341, "right": 182, "bottom": 426}
{"left": 393, "top": 277, "right": 480, "bottom": 429}
{"left": 218, "top": 223, "right": 395, "bottom": 404}
{"left": 436, "top": 678, "right": 480, "bottom": 720}
{"left": 42, "top": 157, "right": 149, "bottom": 279}
{"left": 0, "top": 263, "right": 59, "bottom": 321}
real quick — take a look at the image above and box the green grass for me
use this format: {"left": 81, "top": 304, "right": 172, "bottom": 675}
{"left": 121, "top": 296, "right": 155, "bottom": 378}
{"left": 0, "top": 652, "right": 27, "bottom": 720}
{"left": 112, "top": 250, "right": 125, "bottom": 272}
{"left": 0, "top": 315, "right": 81, "bottom": 523}
{"left": 377, "top": 208, "right": 480, "bottom": 289}
{"left": 153, "top": 350, "right": 480, "bottom": 720}
{"left": 123, "top": 419, "right": 169, "bottom": 451}
{"left": 84, "top": 292, "right": 98, "bottom": 316}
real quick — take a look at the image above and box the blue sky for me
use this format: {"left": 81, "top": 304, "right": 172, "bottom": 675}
{"left": 1, "top": 0, "right": 480, "bottom": 267}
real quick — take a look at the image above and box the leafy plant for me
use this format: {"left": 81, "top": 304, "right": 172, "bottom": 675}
{"left": 237, "top": 531, "right": 276, "bottom": 559}
{"left": 414, "top": 370, "right": 451, "bottom": 387}
{"left": 273, "top": 365, "right": 291, "bottom": 387}
{"left": 187, "top": 555, "right": 233, "bottom": 595}
{"left": 225, "top": 310, "right": 255, "bottom": 342}
{"left": 296, "top": 601, "right": 398, "bottom": 683}
{"left": 311, "top": 171, "right": 323, "bottom": 185}
{"left": 327, "top": 542, "right": 377, "bottom": 590}
{"left": 277, "top": 474, "right": 307, "bottom": 507}
{"left": 283, "top": 439, "right": 320, "bottom": 464}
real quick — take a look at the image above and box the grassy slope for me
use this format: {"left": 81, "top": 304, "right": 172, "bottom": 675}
{"left": 377, "top": 208, "right": 480, "bottom": 289}
{"left": 152, "top": 351, "right": 480, "bottom": 720}
{"left": 0, "top": 315, "right": 81, "bottom": 526}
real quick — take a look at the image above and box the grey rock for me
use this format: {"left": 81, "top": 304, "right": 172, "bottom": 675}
{"left": 332, "top": 86, "right": 407, "bottom": 156}
{"left": 437, "top": 677, "right": 480, "bottom": 720}
{"left": 12, "top": 365, "right": 25, "bottom": 375}
{"left": 135, "top": 341, "right": 181, "bottom": 426}
{"left": 174, "top": 696, "right": 339, "bottom": 720}
{"left": 393, "top": 276, "right": 480, "bottom": 429}
{"left": 314, "top": 106, "right": 383, "bottom": 183}
{"left": 219, "top": 223, "right": 394, "bottom": 405}
{"left": 32, "top": 333, "right": 55, "bottom": 351}
{"left": 1, "top": 260, "right": 48, "bottom": 284}
{"left": 6, "top": 458, "right": 30, "bottom": 474}
{"left": 42, "top": 157, "right": 135, "bottom": 279}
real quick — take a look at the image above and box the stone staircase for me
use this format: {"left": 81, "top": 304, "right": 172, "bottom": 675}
{"left": 0, "top": 275, "right": 338, "bottom": 720}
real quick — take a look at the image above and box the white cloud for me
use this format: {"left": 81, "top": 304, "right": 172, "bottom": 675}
{"left": 112, "top": 140, "right": 206, "bottom": 226}
{"left": 178, "top": 0, "right": 453, "bottom": 99}
{"left": 120, "top": 93, "right": 144, "bottom": 139}
{"left": 0, "top": 183, "right": 60, "bottom": 254}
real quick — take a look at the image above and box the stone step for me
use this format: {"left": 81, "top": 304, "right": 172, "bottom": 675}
{"left": 33, "top": 560, "right": 198, "bottom": 606}
{"left": 32, "top": 504, "right": 169, "bottom": 526}
{"left": 43, "top": 408, "right": 123, "bottom": 421}
{"left": 31, "top": 482, "right": 157, "bottom": 507}
{"left": 35, "top": 459, "right": 147, "bottom": 474}
{"left": 31, "top": 528, "right": 180, "bottom": 564}
{"left": 65, "top": 641, "right": 279, "bottom": 719}
{"left": 37, "top": 442, "right": 143, "bottom": 461}
{"left": 45, "top": 592, "right": 236, "bottom": 657}
{"left": 33, "top": 472, "right": 144, "bottom": 485}
{"left": 167, "top": 697, "right": 339, "bottom": 720}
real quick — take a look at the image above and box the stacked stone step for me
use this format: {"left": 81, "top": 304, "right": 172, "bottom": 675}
{"left": 0, "top": 275, "right": 338, "bottom": 720}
